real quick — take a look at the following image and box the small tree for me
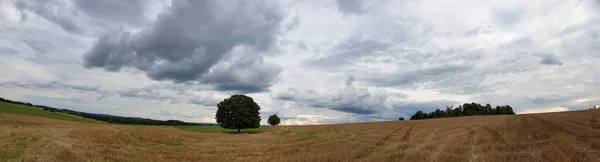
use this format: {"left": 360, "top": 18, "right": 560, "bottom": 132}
{"left": 268, "top": 114, "right": 281, "bottom": 126}
{"left": 216, "top": 94, "right": 261, "bottom": 133}
{"left": 399, "top": 117, "right": 404, "bottom": 121}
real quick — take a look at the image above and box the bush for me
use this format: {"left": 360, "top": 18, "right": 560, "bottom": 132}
{"left": 268, "top": 114, "right": 281, "bottom": 126}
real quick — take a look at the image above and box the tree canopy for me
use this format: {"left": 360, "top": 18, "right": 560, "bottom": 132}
{"left": 0, "top": 97, "right": 33, "bottom": 107}
{"left": 216, "top": 94, "right": 262, "bottom": 133}
{"left": 268, "top": 114, "right": 281, "bottom": 126}
{"left": 410, "top": 102, "right": 515, "bottom": 120}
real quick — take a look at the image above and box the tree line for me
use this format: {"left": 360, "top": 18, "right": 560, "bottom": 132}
{"left": 409, "top": 102, "right": 515, "bottom": 120}
{"left": 0, "top": 97, "right": 34, "bottom": 107}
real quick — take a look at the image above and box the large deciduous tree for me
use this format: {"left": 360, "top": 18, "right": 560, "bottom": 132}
{"left": 216, "top": 94, "right": 261, "bottom": 133}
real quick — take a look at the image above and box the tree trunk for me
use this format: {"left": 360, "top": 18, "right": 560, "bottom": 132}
{"left": 238, "top": 128, "right": 240, "bottom": 133}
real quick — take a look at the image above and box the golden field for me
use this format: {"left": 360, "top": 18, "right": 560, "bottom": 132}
{"left": 1, "top": 109, "right": 600, "bottom": 162}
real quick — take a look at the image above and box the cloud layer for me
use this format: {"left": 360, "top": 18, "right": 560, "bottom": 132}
{"left": 2, "top": 0, "right": 600, "bottom": 124}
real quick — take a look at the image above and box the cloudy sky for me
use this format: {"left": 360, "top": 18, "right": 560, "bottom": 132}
{"left": 1, "top": 0, "right": 600, "bottom": 125}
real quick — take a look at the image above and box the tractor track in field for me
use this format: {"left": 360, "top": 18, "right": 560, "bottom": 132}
{"left": 500, "top": 116, "right": 518, "bottom": 136}
{"left": 401, "top": 125, "right": 416, "bottom": 141}
{"left": 356, "top": 125, "right": 407, "bottom": 159}
{"left": 376, "top": 126, "right": 405, "bottom": 146}
{"left": 517, "top": 116, "right": 530, "bottom": 138}
{"left": 482, "top": 126, "right": 506, "bottom": 145}
{"left": 530, "top": 116, "right": 566, "bottom": 133}
{"left": 466, "top": 125, "right": 480, "bottom": 162}
{"left": 591, "top": 115, "right": 600, "bottom": 130}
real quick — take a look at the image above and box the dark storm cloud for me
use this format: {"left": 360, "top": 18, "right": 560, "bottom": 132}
{"left": 72, "top": 0, "right": 149, "bottom": 25}
{"left": 336, "top": 0, "right": 363, "bottom": 14}
{"left": 201, "top": 56, "right": 282, "bottom": 93}
{"left": 13, "top": 0, "right": 82, "bottom": 33}
{"left": 538, "top": 54, "right": 563, "bottom": 66}
{"left": 83, "top": 0, "right": 284, "bottom": 93}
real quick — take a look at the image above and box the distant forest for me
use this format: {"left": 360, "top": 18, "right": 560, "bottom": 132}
{"left": 410, "top": 102, "right": 515, "bottom": 120}
{"left": 0, "top": 97, "right": 215, "bottom": 126}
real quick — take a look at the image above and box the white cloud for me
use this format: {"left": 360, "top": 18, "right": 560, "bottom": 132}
{"left": 0, "top": 1, "right": 22, "bottom": 22}
{"left": 519, "top": 106, "right": 569, "bottom": 114}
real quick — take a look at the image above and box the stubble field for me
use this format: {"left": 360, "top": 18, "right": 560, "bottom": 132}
{"left": 1, "top": 106, "right": 600, "bottom": 161}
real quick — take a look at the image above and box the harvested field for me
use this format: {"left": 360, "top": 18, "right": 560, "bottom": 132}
{"left": 2, "top": 110, "right": 600, "bottom": 161}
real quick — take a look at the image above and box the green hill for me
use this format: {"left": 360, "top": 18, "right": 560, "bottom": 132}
{"left": 0, "top": 102, "right": 105, "bottom": 124}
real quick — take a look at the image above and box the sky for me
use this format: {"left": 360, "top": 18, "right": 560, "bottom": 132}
{"left": 1, "top": 0, "right": 600, "bottom": 125}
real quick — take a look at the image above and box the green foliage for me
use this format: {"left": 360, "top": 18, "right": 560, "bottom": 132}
{"left": 174, "top": 125, "right": 268, "bottom": 133}
{"left": 399, "top": 117, "right": 404, "bottom": 121}
{"left": 410, "top": 110, "right": 426, "bottom": 120}
{"left": 267, "top": 114, "right": 281, "bottom": 126}
{"left": 216, "top": 94, "right": 262, "bottom": 133}
{"left": 0, "top": 102, "right": 105, "bottom": 124}
{"left": 410, "top": 102, "right": 515, "bottom": 120}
